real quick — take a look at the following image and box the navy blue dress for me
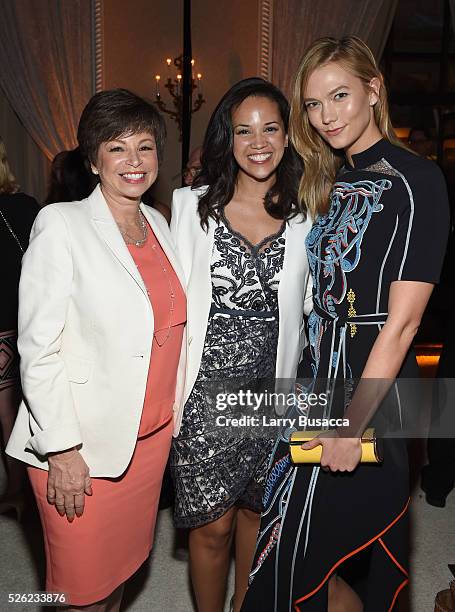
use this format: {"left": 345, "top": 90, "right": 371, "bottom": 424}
{"left": 242, "top": 140, "right": 449, "bottom": 611}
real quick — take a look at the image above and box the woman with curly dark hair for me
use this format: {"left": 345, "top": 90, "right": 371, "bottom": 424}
{"left": 170, "top": 77, "right": 312, "bottom": 612}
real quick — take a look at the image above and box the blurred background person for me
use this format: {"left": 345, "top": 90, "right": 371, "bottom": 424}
{"left": 0, "top": 136, "right": 40, "bottom": 519}
{"left": 421, "top": 228, "right": 455, "bottom": 508}
{"left": 45, "top": 147, "right": 96, "bottom": 204}
{"left": 6, "top": 89, "right": 186, "bottom": 611}
{"left": 142, "top": 186, "right": 171, "bottom": 224}
{"left": 408, "top": 126, "right": 436, "bottom": 160}
{"left": 182, "top": 145, "right": 202, "bottom": 186}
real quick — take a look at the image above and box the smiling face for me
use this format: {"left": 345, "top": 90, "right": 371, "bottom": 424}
{"left": 303, "top": 61, "right": 382, "bottom": 159}
{"left": 91, "top": 131, "right": 158, "bottom": 202}
{"left": 231, "top": 96, "right": 288, "bottom": 183}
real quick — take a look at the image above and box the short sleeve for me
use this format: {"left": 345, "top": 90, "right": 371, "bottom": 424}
{"left": 392, "top": 161, "right": 450, "bottom": 284}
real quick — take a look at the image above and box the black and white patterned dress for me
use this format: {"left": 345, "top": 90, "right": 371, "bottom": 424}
{"left": 171, "top": 212, "right": 286, "bottom": 528}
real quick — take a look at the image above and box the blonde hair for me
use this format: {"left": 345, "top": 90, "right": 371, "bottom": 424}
{"left": 290, "top": 36, "right": 404, "bottom": 218}
{"left": 0, "top": 137, "right": 19, "bottom": 194}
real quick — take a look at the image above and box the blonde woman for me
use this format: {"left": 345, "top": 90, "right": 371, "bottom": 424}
{"left": 0, "top": 138, "right": 40, "bottom": 517}
{"left": 242, "top": 37, "right": 449, "bottom": 611}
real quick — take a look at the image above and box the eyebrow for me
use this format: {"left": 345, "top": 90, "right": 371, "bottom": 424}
{"left": 109, "top": 136, "right": 154, "bottom": 144}
{"left": 328, "top": 85, "right": 349, "bottom": 95}
{"left": 233, "top": 120, "right": 280, "bottom": 128}
{"left": 304, "top": 85, "right": 350, "bottom": 101}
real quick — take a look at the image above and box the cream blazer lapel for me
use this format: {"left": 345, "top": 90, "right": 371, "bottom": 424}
{"left": 140, "top": 204, "right": 186, "bottom": 291}
{"left": 89, "top": 186, "right": 185, "bottom": 297}
{"left": 89, "top": 185, "right": 147, "bottom": 295}
{"left": 183, "top": 215, "right": 216, "bottom": 404}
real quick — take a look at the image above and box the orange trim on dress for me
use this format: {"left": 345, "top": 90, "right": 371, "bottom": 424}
{"left": 378, "top": 537, "right": 408, "bottom": 577}
{"left": 293, "top": 497, "right": 410, "bottom": 611}
{"left": 388, "top": 578, "right": 409, "bottom": 612}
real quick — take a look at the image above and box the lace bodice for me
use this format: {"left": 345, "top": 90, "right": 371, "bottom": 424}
{"left": 210, "top": 212, "right": 286, "bottom": 315}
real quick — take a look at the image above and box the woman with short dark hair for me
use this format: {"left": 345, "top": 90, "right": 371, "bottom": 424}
{"left": 7, "top": 89, "right": 186, "bottom": 611}
{"left": 170, "top": 77, "right": 313, "bottom": 612}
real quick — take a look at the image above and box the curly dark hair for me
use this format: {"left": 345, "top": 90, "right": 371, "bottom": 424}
{"left": 192, "top": 77, "right": 305, "bottom": 230}
{"left": 77, "top": 88, "right": 166, "bottom": 165}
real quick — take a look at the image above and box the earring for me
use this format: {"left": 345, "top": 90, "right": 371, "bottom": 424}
{"left": 92, "top": 169, "right": 99, "bottom": 175}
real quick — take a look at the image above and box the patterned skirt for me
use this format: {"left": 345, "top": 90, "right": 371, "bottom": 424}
{"left": 170, "top": 310, "right": 277, "bottom": 528}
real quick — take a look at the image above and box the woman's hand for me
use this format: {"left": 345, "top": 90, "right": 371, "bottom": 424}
{"left": 301, "top": 432, "right": 362, "bottom": 472}
{"left": 47, "top": 448, "right": 92, "bottom": 521}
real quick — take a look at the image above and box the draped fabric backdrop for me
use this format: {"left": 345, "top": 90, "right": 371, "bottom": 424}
{"left": 0, "top": 90, "right": 49, "bottom": 201}
{"left": 271, "top": 0, "right": 399, "bottom": 97}
{"left": 450, "top": 0, "right": 455, "bottom": 35}
{"left": 0, "top": 0, "right": 93, "bottom": 199}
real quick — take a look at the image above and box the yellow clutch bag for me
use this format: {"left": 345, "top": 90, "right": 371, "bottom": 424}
{"left": 289, "top": 428, "right": 382, "bottom": 464}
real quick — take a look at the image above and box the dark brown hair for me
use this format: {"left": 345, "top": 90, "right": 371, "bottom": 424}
{"left": 45, "top": 148, "right": 97, "bottom": 204}
{"left": 193, "top": 77, "right": 305, "bottom": 230}
{"left": 77, "top": 89, "right": 166, "bottom": 165}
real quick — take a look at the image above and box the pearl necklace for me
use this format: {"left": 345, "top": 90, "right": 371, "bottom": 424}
{"left": 150, "top": 240, "right": 176, "bottom": 347}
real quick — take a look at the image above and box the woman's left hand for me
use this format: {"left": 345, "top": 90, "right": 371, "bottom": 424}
{"left": 301, "top": 432, "right": 362, "bottom": 472}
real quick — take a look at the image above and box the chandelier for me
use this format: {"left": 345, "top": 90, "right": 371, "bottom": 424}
{"left": 155, "top": 55, "right": 205, "bottom": 140}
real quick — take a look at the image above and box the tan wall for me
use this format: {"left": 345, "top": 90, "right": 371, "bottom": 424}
{"left": 102, "top": 0, "right": 260, "bottom": 206}
{"left": 191, "top": 0, "right": 261, "bottom": 158}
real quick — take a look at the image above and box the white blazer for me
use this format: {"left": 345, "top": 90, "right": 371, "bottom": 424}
{"left": 170, "top": 186, "right": 313, "bottom": 432}
{"left": 6, "top": 185, "right": 187, "bottom": 477}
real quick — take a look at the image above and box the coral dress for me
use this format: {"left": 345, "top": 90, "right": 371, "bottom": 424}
{"left": 28, "top": 227, "right": 186, "bottom": 606}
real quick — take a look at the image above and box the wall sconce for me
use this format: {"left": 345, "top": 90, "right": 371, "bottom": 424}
{"left": 155, "top": 55, "right": 205, "bottom": 140}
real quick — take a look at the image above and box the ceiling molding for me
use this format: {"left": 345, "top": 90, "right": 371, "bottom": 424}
{"left": 93, "top": 0, "right": 103, "bottom": 93}
{"left": 258, "top": 0, "right": 274, "bottom": 81}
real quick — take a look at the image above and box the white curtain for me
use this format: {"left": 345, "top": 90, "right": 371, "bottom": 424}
{"left": 0, "top": 0, "right": 93, "bottom": 162}
{"left": 272, "top": 0, "right": 399, "bottom": 96}
{"left": 0, "top": 89, "right": 49, "bottom": 202}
